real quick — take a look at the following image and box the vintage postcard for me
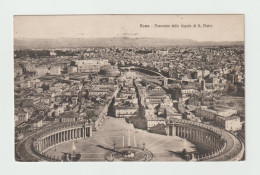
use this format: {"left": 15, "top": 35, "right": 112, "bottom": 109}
{"left": 14, "top": 15, "right": 245, "bottom": 162}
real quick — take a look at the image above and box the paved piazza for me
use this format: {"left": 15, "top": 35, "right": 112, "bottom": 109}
{"left": 45, "top": 116, "right": 196, "bottom": 161}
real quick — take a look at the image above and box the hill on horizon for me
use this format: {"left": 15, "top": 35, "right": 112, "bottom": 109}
{"left": 14, "top": 37, "right": 244, "bottom": 49}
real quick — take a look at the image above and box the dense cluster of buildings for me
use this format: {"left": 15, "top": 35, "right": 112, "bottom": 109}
{"left": 14, "top": 57, "right": 120, "bottom": 140}
{"left": 114, "top": 78, "right": 139, "bottom": 118}
{"left": 14, "top": 45, "right": 244, "bottom": 141}
{"left": 134, "top": 79, "right": 182, "bottom": 130}
{"left": 195, "top": 106, "right": 241, "bottom": 131}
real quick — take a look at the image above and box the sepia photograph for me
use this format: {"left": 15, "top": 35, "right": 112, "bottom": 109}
{"left": 13, "top": 15, "right": 245, "bottom": 162}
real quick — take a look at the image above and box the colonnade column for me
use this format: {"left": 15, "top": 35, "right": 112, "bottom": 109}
{"left": 39, "top": 141, "right": 42, "bottom": 151}
{"left": 85, "top": 128, "right": 88, "bottom": 137}
{"left": 51, "top": 135, "right": 54, "bottom": 146}
{"left": 89, "top": 127, "right": 92, "bottom": 137}
{"left": 43, "top": 139, "right": 45, "bottom": 150}
{"left": 56, "top": 134, "right": 58, "bottom": 144}
{"left": 53, "top": 134, "right": 55, "bottom": 145}
{"left": 74, "top": 129, "right": 77, "bottom": 139}
{"left": 50, "top": 135, "right": 52, "bottom": 146}
{"left": 44, "top": 138, "right": 47, "bottom": 148}
{"left": 46, "top": 137, "right": 49, "bottom": 148}
{"left": 48, "top": 136, "right": 50, "bottom": 147}
{"left": 56, "top": 133, "right": 59, "bottom": 144}
{"left": 41, "top": 140, "right": 43, "bottom": 151}
{"left": 210, "top": 135, "right": 213, "bottom": 146}
{"left": 213, "top": 136, "right": 216, "bottom": 148}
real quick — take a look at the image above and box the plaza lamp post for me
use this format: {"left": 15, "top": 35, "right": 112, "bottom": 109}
{"left": 113, "top": 140, "right": 116, "bottom": 151}
{"left": 32, "top": 137, "right": 35, "bottom": 146}
{"left": 182, "top": 138, "right": 187, "bottom": 150}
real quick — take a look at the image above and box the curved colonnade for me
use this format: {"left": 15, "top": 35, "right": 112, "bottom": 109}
{"left": 16, "top": 119, "right": 244, "bottom": 161}
{"left": 16, "top": 122, "right": 92, "bottom": 161}
{"left": 166, "top": 119, "right": 244, "bottom": 161}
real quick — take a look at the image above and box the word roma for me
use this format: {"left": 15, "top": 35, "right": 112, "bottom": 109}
{"left": 140, "top": 24, "right": 212, "bottom": 28}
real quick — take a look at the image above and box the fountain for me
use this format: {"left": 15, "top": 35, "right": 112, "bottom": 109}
{"left": 104, "top": 129, "right": 153, "bottom": 161}
{"left": 61, "top": 141, "right": 81, "bottom": 162}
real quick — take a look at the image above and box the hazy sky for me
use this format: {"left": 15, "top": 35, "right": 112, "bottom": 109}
{"left": 14, "top": 15, "right": 244, "bottom": 42}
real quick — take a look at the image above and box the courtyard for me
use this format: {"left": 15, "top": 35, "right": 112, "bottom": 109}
{"left": 45, "top": 116, "right": 196, "bottom": 161}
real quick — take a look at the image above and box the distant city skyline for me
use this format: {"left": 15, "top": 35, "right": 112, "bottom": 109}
{"left": 14, "top": 15, "right": 244, "bottom": 42}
